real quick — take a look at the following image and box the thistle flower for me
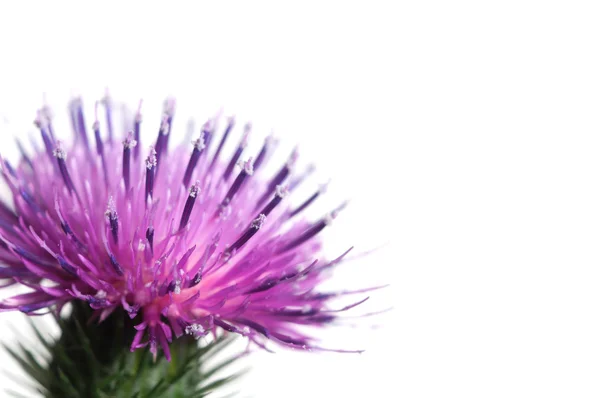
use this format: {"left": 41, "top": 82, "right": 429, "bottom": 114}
{"left": 0, "top": 95, "right": 371, "bottom": 362}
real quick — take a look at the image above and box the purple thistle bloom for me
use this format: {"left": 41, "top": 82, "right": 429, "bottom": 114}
{"left": 0, "top": 96, "right": 372, "bottom": 361}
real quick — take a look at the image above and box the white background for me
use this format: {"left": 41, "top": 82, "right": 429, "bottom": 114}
{"left": 0, "top": 1, "right": 599, "bottom": 397}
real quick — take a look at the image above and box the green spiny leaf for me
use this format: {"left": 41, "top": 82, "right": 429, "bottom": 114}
{"left": 26, "top": 318, "right": 53, "bottom": 354}
{"left": 5, "top": 303, "right": 244, "bottom": 398}
{"left": 3, "top": 343, "right": 47, "bottom": 388}
{"left": 193, "top": 372, "right": 245, "bottom": 397}
{"left": 202, "top": 354, "right": 244, "bottom": 381}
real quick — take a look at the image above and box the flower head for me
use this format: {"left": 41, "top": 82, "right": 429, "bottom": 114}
{"left": 0, "top": 96, "right": 370, "bottom": 360}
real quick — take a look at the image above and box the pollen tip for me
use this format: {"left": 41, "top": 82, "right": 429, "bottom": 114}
{"left": 52, "top": 143, "right": 66, "bottom": 159}
{"left": 241, "top": 128, "right": 251, "bottom": 148}
{"left": 42, "top": 108, "right": 53, "bottom": 120}
{"left": 34, "top": 110, "right": 49, "bottom": 129}
{"left": 69, "top": 96, "right": 83, "bottom": 107}
{"left": 326, "top": 201, "right": 349, "bottom": 224}
{"left": 251, "top": 214, "right": 267, "bottom": 229}
{"left": 239, "top": 157, "right": 254, "bottom": 175}
{"left": 192, "top": 134, "right": 205, "bottom": 150}
{"left": 105, "top": 196, "right": 117, "bottom": 217}
{"left": 173, "top": 279, "right": 182, "bottom": 294}
{"left": 275, "top": 184, "right": 289, "bottom": 198}
{"left": 123, "top": 132, "right": 137, "bottom": 148}
{"left": 185, "top": 323, "right": 204, "bottom": 339}
{"left": 319, "top": 180, "right": 331, "bottom": 194}
{"left": 265, "top": 132, "right": 278, "bottom": 146}
{"left": 101, "top": 90, "right": 112, "bottom": 106}
{"left": 160, "top": 117, "right": 170, "bottom": 134}
{"left": 287, "top": 147, "right": 299, "bottom": 168}
{"left": 189, "top": 181, "right": 201, "bottom": 197}
{"left": 202, "top": 119, "right": 213, "bottom": 132}
{"left": 146, "top": 146, "right": 157, "bottom": 169}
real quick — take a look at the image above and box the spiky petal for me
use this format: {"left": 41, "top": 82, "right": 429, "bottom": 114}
{"left": 0, "top": 97, "right": 370, "bottom": 360}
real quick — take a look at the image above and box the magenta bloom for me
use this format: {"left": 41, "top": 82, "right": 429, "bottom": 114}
{"left": 0, "top": 96, "right": 368, "bottom": 360}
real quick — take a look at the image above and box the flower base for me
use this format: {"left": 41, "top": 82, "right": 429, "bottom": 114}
{"left": 5, "top": 303, "right": 241, "bottom": 398}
